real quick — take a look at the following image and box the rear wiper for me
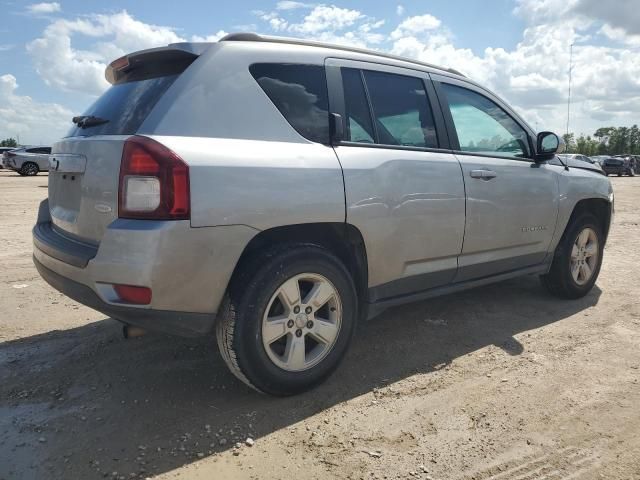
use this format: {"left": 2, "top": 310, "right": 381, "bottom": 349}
{"left": 72, "top": 115, "right": 110, "bottom": 128}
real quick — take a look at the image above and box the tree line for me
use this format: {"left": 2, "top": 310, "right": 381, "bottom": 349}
{"left": 562, "top": 126, "right": 640, "bottom": 156}
{"left": 0, "top": 138, "right": 18, "bottom": 148}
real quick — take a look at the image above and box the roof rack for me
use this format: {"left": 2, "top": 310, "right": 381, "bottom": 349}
{"left": 219, "top": 32, "right": 465, "bottom": 77}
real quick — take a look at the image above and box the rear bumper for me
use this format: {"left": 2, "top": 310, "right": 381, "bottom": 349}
{"left": 34, "top": 257, "right": 215, "bottom": 337}
{"left": 33, "top": 199, "right": 258, "bottom": 337}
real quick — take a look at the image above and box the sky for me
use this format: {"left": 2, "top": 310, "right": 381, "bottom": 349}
{"left": 0, "top": 0, "right": 639, "bottom": 145}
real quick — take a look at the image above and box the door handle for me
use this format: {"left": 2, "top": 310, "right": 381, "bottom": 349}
{"left": 470, "top": 169, "right": 497, "bottom": 180}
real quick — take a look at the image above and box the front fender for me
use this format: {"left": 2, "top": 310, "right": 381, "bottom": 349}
{"left": 548, "top": 169, "right": 613, "bottom": 252}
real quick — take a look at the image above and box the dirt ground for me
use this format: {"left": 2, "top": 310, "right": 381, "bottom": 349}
{"left": 0, "top": 168, "right": 639, "bottom": 480}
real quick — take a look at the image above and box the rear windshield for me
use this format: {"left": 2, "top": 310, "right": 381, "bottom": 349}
{"left": 66, "top": 75, "right": 178, "bottom": 137}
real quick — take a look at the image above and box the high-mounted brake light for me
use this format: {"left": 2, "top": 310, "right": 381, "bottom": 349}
{"left": 118, "top": 136, "right": 190, "bottom": 220}
{"left": 111, "top": 56, "right": 130, "bottom": 72}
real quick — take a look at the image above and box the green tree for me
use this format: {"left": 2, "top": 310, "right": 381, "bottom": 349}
{"left": 0, "top": 138, "right": 18, "bottom": 147}
{"left": 629, "top": 125, "right": 640, "bottom": 155}
{"left": 562, "top": 133, "right": 576, "bottom": 153}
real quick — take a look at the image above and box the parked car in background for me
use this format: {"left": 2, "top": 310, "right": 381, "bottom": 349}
{"left": 603, "top": 155, "right": 636, "bottom": 176}
{"left": 0, "top": 147, "right": 17, "bottom": 168}
{"left": 33, "top": 33, "right": 613, "bottom": 395}
{"left": 558, "top": 153, "right": 596, "bottom": 164}
{"left": 3, "top": 146, "right": 52, "bottom": 176}
{"left": 590, "top": 155, "right": 609, "bottom": 166}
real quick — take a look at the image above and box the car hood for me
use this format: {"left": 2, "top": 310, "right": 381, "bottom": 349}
{"left": 550, "top": 156, "right": 605, "bottom": 175}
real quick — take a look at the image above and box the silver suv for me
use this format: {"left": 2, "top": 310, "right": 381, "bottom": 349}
{"left": 33, "top": 34, "right": 613, "bottom": 395}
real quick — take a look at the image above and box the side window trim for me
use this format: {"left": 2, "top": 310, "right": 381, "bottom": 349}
{"left": 432, "top": 79, "right": 461, "bottom": 151}
{"left": 423, "top": 76, "right": 450, "bottom": 150}
{"left": 432, "top": 74, "right": 535, "bottom": 162}
{"left": 324, "top": 57, "right": 452, "bottom": 152}
{"left": 359, "top": 69, "right": 379, "bottom": 144}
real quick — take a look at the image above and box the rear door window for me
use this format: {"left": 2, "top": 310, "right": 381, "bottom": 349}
{"left": 66, "top": 75, "right": 179, "bottom": 138}
{"left": 26, "top": 147, "right": 50, "bottom": 154}
{"left": 362, "top": 70, "right": 438, "bottom": 148}
{"left": 34, "top": 147, "right": 51, "bottom": 154}
{"left": 250, "top": 64, "right": 330, "bottom": 144}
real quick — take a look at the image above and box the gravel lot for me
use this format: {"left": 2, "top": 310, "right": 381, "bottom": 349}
{"left": 1, "top": 169, "right": 639, "bottom": 480}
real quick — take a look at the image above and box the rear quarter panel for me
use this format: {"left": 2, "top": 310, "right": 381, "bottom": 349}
{"left": 140, "top": 42, "right": 347, "bottom": 230}
{"left": 151, "top": 136, "right": 345, "bottom": 229}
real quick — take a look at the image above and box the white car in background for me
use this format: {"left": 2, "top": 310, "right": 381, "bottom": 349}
{"left": 558, "top": 153, "right": 597, "bottom": 165}
{"left": 2, "top": 146, "right": 52, "bottom": 176}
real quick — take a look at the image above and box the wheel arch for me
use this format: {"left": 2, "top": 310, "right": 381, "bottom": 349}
{"left": 228, "top": 222, "right": 369, "bottom": 317}
{"left": 565, "top": 198, "right": 612, "bottom": 244}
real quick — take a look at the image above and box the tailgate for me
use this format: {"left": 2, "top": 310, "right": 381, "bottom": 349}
{"left": 46, "top": 44, "right": 204, "bottom": 245}
{"left": 48, "top": 136, "right": 128, "bottom": 244}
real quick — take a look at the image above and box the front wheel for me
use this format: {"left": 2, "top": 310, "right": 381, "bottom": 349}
{"left": 541, "top": 214, "right": 603, "bottom": 299}
{"left": 216, "top": 245, "right": 358, "bottom": 396}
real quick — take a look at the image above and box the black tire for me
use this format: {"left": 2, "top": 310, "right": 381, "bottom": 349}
{"left": 540, "top": 214, "right": 604, "bottom": 299}
{"left": 617, "top": 172, "right": 622, "bottom": 177}
{"left": 216, "top": 244, "right": 358, "bottom": 396}
{"left": 20, "top": 162, "right": 39, "bottom": 176}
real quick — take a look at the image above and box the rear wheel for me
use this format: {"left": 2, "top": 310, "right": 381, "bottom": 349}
{"left": 541, "top": 214, "right": 603, "bottom": 299}
{"left": 20, "top": 162, "right": 39, "bottom": 176}
{"left": 216, "top": 244, "right": 358, "bottom": 396}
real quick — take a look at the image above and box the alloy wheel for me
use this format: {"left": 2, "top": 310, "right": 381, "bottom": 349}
{"left": 570, "top": 227, "right": 599, "bottom": 286}
{"left": 261, "top": 273, "right": 342, "bottom": 372}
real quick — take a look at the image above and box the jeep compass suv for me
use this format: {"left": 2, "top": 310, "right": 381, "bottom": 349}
{"left": 33, "top": 33, "right": 613, "bottom": 395}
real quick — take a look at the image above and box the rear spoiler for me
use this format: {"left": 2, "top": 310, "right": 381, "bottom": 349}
{"left": 105, "top": 43, "right": 212, "bottom": 85}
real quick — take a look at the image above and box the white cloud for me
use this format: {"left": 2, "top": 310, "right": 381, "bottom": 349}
{"left": 259, "top": 12, "right": 289, "bottom": 32}
{"left": 573, "top": 0, "right": 640, "bottom": 35}
{"left": 191, "top": 30, "right": 228, "bottom": 42}
{"left": 0, "top": 74, "right": 73, "bottom": 145}
{"left": 27, "top": 11, "right": 185, "bottom": 96}
{"left": 255, "top": 5, "right": 384, "bottom": 48}
{"left": 396, "top": 5, "right": 405, "bottom": 16}
{"left": 289, "top": 5, "right": 363, "bottom": 34}
{"left": 599, "top": 24, "right": 640, "bottom": 47}
{"left": 276, "top": 1, "right": 313, "bottom": 10}
{"left": 390, "top": 14, "right": 441, "bottom": 40}
{"left": 26, "top": 2, "right": 61, "bottom": 14}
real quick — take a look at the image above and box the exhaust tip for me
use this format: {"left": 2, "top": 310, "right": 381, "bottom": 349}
{"left": 123, "top": 325, "right": 146, "bottom": 339}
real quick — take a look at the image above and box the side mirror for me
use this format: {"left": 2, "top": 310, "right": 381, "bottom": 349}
{"left": 535, "top": 131, "right": 565, "bottom": 162}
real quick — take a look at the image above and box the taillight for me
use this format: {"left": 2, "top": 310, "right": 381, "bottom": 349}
{"left": 118, "top": 136, "right": 190, "bottom": 220}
